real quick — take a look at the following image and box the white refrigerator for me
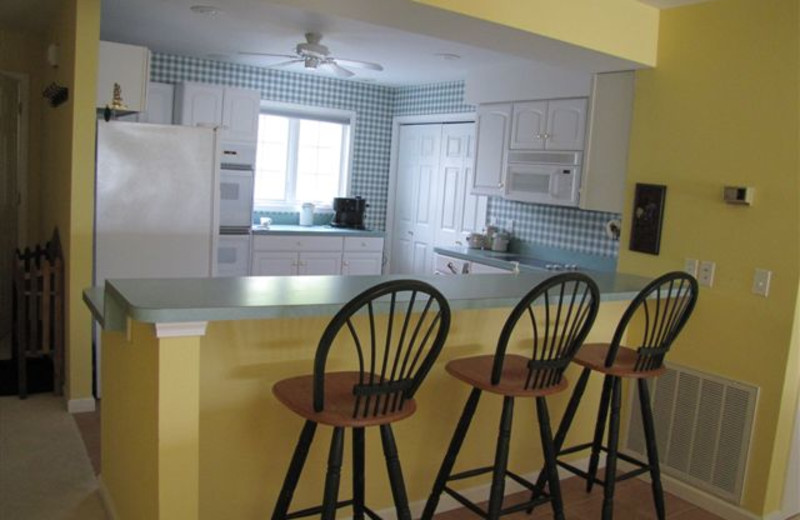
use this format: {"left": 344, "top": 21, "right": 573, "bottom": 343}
{"left": 94, "top": 120, "right": 219, "bottom": 395}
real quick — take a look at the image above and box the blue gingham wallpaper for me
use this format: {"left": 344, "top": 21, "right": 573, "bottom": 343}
{"left": 152, "top": 53, "right": 395, "bottom": 230}
{"left": 152, "top": 53, "right": 620, "bottom": 257}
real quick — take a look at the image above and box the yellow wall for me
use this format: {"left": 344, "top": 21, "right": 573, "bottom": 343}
{"left": 618, "top": 0, "right": 800, "bottom": 515}
{"left": 412, "top": 0, "right": 660, "bottom": 66}
{"left": 0, "top": 28, "right": 45, "bottom": 244}
{"left": 39, "top": 0, "right": 99, "bottom": 401}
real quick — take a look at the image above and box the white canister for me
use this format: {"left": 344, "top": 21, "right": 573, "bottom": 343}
{"left": 299, "top": 203, "right": 315, "bottom": 226}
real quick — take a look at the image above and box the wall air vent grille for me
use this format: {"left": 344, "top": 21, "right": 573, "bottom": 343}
{"left": 625, "top": 363, "right": 758, "bottom": 504}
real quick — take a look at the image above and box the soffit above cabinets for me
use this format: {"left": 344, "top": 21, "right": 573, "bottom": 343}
{"left": 100, "top": 0, "right": 645, "bottom": 87}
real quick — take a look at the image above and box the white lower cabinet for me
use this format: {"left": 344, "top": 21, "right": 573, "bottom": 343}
{"left": 252, "top": 252, "right": 298, "bottom": 276}
{"left": 342, "top": 253, "right": 383, "bottom": 275}
{"left": 251, "top": 235, "right": 384, "bottom": 276}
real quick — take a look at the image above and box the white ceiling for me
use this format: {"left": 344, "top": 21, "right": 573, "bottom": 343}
{"left": 100, "top": 0, "right": 646, "bottom": 87}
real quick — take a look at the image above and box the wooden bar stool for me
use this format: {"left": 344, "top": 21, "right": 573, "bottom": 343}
{"left": 533, "top": 271, "right": 698, "bottom": 520}
{"left": 422, "top": 273, "right": 600, "bottom": 520}
{"left": 271, "top": 279, "right": 451, "bottom": 520}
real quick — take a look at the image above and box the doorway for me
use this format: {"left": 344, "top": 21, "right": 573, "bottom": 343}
{"left": 0, "top": 73, "right": 21, "bottom": 361}
{"left": 388, "top": 118, "right": 487, "bottom": 275}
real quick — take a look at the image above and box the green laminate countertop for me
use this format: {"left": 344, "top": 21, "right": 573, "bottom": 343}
{"left": 251, "top": 224, "right": 384, "bottom": 237}
{"left": 83, "top": 271, "right": 652, "bottom": 333}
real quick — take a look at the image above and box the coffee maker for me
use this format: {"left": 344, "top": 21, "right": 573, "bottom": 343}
{"left": 331, "top": 196, "right": 368, "bottom": 229}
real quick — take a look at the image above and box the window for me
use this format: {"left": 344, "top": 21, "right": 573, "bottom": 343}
{"left": 253, "top": 109, "right": 351, "bottom": 209}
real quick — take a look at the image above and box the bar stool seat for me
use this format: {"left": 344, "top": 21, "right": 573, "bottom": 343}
{"left": 572, "top": 344, "right": 666, "bottom": 378}
{"left": 273, "top": 372, "right": 417, "bottom": 427}
{"left": 446, "top": 355, "right": 568, "bottom": 397}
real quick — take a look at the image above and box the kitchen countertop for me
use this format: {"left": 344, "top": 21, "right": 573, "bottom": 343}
{"left": 251, "top": 224, "right": 384, "bottom": 237}
{"left": 83, "top": 270, "right": 653, "bottom": 332}
{"left": 435, "top": 246, "right": 610, "bottom": 272}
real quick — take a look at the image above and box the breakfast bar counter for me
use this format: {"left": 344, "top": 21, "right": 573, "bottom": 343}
{"left": 84, "top": 271, "right": 652, "bottom": 520}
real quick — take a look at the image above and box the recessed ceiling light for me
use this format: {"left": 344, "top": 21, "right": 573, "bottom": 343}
{"left": 190, "top": 5, "right": 221, "bottom": 15}
{"left": 435, "top": 53, "right": 461, "bottom": 61}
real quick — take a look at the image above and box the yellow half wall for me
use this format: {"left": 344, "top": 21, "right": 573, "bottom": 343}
{"left": 618, "top": 0, "right": 800, "bottom": 515}
{"left": 412, "top": 0, "right": 659, "bottom": 67}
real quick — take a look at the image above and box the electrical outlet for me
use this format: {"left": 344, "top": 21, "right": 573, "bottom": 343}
{"left": 684, "top": 258, "right": 699, "bottom": 277}
{"left": 505, "top": 219, "right": 514, "bottom": 233}
{"left": 752, "top": 268, "right": 772, "bottom": 297}
{"left": 698, "top": 260, "right": 716, "bottom": 287}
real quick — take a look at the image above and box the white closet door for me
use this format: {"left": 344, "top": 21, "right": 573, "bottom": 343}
{"left": 435, "top": 123, "right": 487, "bottom": 247}
{"left": 390, "top": 124, "right": 441, "bottom": 275}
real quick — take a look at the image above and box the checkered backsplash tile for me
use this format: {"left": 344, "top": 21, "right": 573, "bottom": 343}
{"left": 152, "top": 53, "right": 620, "bottom": 258}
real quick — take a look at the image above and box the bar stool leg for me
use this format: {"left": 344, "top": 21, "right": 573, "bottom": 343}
{"left": 587, "top": 375, "right": 615, "bottom": 492}
{"left": 601, "top": 377, "right": 622, "bottom": 520}
{"left": 322, "top": 427, "right": 345, "bottom": 520}
{"left": 639, "top": 378, "right": 666, "bottom": 520}
{"left": 381, "top": 424, "right": 412, "bottom": 520}
{"left": 422, "top": 388, "right": 482, "bottom": 520}
{"left": 352, "top": 427, "right": 366, "bottom": 520}
{"left": 537, "top": 396, "right": 565, "bottom": 520}
{"left": 487, "top": 396, "right": 515, "bottom": 519}
{"left": 528, "top": 368, "right": 591, "bottom": 512}
{"left": 272, "top": 420, "right": 317, "bottom": 520}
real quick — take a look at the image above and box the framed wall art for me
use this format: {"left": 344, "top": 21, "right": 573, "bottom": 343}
{"left": 629, "top": 183, "right": 666, "bottom": 255}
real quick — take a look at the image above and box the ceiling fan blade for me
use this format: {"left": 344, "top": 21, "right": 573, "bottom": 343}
{"left": 238, "top": 51, "right": 298, "bottom": 59}
{"left": 270, "top": 59, "right": 306, "bottom": 68}
{"left": 329, "top": 57, "right": 383, "bottom": 71}
{"left": 324, "top": 62, "right": 355, "bottom": 78}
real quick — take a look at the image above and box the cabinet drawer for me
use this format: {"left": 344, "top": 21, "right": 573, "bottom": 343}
{"left": 253, "top": 235, "right": 343, "bottom": 252}
{"left": 343, "top": 237, "right": 384, "bottom": 253}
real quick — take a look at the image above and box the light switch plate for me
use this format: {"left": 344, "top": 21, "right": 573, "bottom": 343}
{"left": 698, "top": 260, "right": 715, "bottom": 287}
{"left": 684, "top": 258, "right": 699, "bottom": 277}
{"left": 752, "top": 268, "right": 772, "bottom": 297}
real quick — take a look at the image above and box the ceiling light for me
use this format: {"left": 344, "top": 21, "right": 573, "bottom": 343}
{"left": 435, "top": 53, "right": 461, "bottom": 61}
{"left": 190, "top": 5, "right": 221, "bottom": 15}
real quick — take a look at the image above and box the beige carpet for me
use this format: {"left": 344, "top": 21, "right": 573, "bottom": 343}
{"left": 0, "top": 394, "right": 107, "bottom": 520}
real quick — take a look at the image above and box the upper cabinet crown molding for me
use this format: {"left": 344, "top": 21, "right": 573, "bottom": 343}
{"left": 464, "top": 63, "right": 593, "bottom": 105}
{"left": 96, "top": 41, "right": 151, "bottom": 112}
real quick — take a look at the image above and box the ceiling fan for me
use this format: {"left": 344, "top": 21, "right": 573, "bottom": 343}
{"left": 240, "top": 32, "right": 384, "bottom": 78}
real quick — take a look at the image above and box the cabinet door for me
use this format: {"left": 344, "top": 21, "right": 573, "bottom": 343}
{"left": 469, "top": 261, "right": 513, "bottom": 274}
{"left": 175, "top": 83, "right": 223, "bottom": 128}
{"left": 545, "top": 98, "right": 587, "bottom": 150}
{"left": 342, "top": 253, "right": 383, "bottom": 275}
{"left": 510, "top": 101, "right": 547, "bottom": 150}
{"left": 216, "top": 235, "right": 251, "bottom": 277}
{"left": 139, "top": 82, "right": 174, "bottom": 125}
{"left": 221, "top": 87, "right": 261, "bottom": 143}
{"left": 96, "top": 41, "right": 150, "bottom": 112}
{"left": 472, "top": 103, "right": 511, "bottom": 197}
{"left": 251, "top": 251, "right": 297, "bottom": 276}
{"left": 298, "top": 252, "right": 342, "bottom": 276}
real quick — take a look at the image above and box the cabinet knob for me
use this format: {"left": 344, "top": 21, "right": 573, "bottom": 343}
{"left": 343, "top": 261, "right": 349, "bottom": 266}
{"left": 543, "top": 133, "right": 551, "bottom": 140}
{"left": 497, "top": 182, "right": 504, "bottom": 188}
{"left": 407, "top": 231, "right": 414, "bottom": 236}
{"left": 535, "top": 133, "right": 543, "bottom": 140}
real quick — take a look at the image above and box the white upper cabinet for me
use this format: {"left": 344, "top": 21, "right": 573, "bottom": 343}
{"left": 510, "top": 101, "right": 547, "bottom": 150}
{"left": 472, "top": 103, "right": 511, "bottom": 197}
{"left": 137, "top": 82, "right": 174, "bottom": 125}
{"left": 546, "top": 99, "right": 587, "bottom": 151}
{"left": 96, "top": 41, "right": 151, "bottom": 112}
{"left": 221, "top": 88, "right": 261, "bottom": 143}
{"left": 174, "top": 83, "right": 260, "bottom": 142}
{"left": 510, "top": 99, "right": 586, "bottom": 151}
{"left": 174, "top": 82, "right": 223, "bottom": 128}
{"left": 580, "top": 71, "right": 635, "bottom": 214}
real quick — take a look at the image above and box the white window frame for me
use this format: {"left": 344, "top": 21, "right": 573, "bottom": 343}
{"left": 254, "top": 101, "right": 356, "bottom": 211}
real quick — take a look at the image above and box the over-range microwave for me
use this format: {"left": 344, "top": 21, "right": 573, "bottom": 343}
{"left": 503, "top": 151, "right": 582, "bottom": 207}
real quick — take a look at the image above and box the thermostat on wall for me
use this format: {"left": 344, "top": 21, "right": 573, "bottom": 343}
{"left": 723, "top": 186, "right": 754, "bottom": 206}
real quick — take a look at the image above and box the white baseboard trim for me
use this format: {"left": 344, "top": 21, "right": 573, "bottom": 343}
{"left": 366, "top": 457, "right": 590, "bottom": 520}
{"left": 67, "top": 397, "right": 96, "bottom": 413}
{"left": 98, "top": 475, "right": 119, "bottom": 520}
{"left": 616, "top": 460, "right": 774, "bottom": 520}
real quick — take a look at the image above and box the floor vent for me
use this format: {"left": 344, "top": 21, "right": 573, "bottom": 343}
{"left": 624, "top": 363, "right": 758, "bottom": 504}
